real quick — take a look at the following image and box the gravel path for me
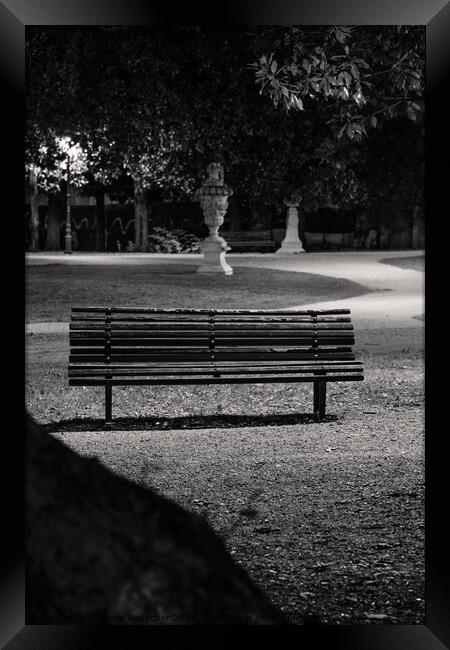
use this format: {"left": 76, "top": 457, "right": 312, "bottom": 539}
{"left": 48, "top": 404, "right": 424, "bottom": 624}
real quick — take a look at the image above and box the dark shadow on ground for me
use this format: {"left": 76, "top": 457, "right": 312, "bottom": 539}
{"left": 42, "top": 412, "right": 338, "bottom": 433}
{"left": 379, "top": 255, "right": 424, "bottom": 272}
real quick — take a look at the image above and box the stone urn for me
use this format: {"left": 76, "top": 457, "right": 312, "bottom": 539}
{"left": 276, "top": 196, "right": 305, "bottom": 254}
{"left": 196, "top": 162, "right": 233, "bottom": 275}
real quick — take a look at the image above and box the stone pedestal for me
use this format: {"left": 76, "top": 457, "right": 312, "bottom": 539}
{"left": 197, "top": 237, "right": 233, "bottom": 275}
{"left": 276, "top": 202, "right": 305, "bottom": 254}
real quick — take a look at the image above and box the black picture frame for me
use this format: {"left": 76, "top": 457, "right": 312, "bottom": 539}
{"left": 4, "top": 0, "right": 450, "bottom": 647}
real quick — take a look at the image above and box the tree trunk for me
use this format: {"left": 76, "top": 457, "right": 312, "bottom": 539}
{"left": 95, "top": 188, "right": 106, "bottom": 252}
{"left": 133, "top": 179, "right": 146, "bottom": 252}
{"left": 411, "top": 190, "right": 422, "bottom": 249}
{"left": 44, "top": 191, "right": 64, "bottom": 251}
{"left": 29, "top": 167, "right": 40, "bottom": 251}
{"left": 141, "top": 195, "right": 149, "bottom": 253}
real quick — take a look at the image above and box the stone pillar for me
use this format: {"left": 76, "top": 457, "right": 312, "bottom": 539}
{"left": 196, "top": 163, "right": 233, "bottom": 275}
{"left": 276, "top": 201, "right": 305, "bottom": 254}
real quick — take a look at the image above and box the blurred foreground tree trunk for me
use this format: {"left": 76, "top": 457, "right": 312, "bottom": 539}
{"left": 25, "top": 416, "right": 287, "bottom": 625}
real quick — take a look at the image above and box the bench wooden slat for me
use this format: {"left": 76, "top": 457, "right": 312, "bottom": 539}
{"left": 69, "top": 367, "right": 363, "bottom": 378}
{"left": 71, "top": 316, "right": 353, "bottom": 324}
{"left": 69, "top": 360, "right": 363, "bottom": 372}
{"left": 71, "top": 324, "right": 354, "bottom": 335}
{"left": 228, "top": 242, "right": 274, "bottom": 246}
{"left": 225, "top": 230, "right": 272, "bottom": 238}
{"left": 71, "top": 307, "right": 351, "bottom": 315}
{"left": 70, "top": 359, "right": 362, "bottom": 369}
{"left": 70, "top": 338, "right": 355, "bottom": 352}
{"left": 70, "top": 345, "right": 355, "bottom": 353}
{"left": 70, "top": 374, "right": 363, "bottom": 387}
{"left": 70, "top": 351, "right": 356, "bottom": 363}
{"left": 70, "top": 321, "right": 353, "bottom": 338}
{"left": 71, "top": 330, "right": 354, "bottom": 349}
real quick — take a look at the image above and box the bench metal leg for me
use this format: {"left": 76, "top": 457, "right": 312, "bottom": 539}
{"left": 313, "top": 380, "right": 327, "bottom": 421}
{"left": 314, "top": 381, "right": 320, "bottom": 421}
{"left": 319, "top": 380, "right": 327, "bottom": 419}
{"left": 105, "top": 383, "right": 112, "bottom": 430}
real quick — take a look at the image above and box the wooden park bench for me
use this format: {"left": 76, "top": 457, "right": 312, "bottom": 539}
{"left": 69, "top": 307, "right": 364, "bottom": 429}
{"left": 224, "top": 230, "right": 276, "bottom": 252}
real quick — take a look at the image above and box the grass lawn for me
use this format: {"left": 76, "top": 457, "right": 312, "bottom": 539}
{"left": 25, "top": 261, "right": 424, "bottom": 625}
{"left": 26, "top": 262, "right": 372, "bottom": 322}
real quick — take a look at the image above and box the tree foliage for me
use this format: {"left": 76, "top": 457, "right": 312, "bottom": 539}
{"left": 25, "top": 25, "right": 425, "bottom": 250}
{"left": 250, "top": 26, "right": 425, "bottom": 141}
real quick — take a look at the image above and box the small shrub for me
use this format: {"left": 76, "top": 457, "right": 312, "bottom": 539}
{"left": 147, "top": 227, "right": 201, "bottom": 253}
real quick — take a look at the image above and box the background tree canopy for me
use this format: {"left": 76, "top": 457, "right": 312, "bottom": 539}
{"left": 25, "top": 25, "right": 424, "bottom": 250}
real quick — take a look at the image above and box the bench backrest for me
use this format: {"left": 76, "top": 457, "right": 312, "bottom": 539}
{"left": 224, "top": 231, "right": 273, "bottom": 241}
{"left": 69, "top": 307, "right": 356, "bottom": 364}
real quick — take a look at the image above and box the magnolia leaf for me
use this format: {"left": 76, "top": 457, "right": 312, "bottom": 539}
{"left": 350, "top": 63, "right": 360, "bottom": 79}
{"left": 294, "top": 95, "right": 304, "bottom": 110}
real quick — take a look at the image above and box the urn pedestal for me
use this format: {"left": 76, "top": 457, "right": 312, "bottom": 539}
{"left": 197, "top": 239, "right": 233, "bottom": 275}
{"left": 276, "top": 201, "right": 305, "bottom": 254}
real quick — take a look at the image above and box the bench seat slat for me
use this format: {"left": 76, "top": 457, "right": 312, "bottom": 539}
{"left": 69, "top": 360, "right": 363, "bottom": 370}
{"left": 69, "top": 364, "right": 363, "bottom": 377}
{"left": 70, "top": 352, "right": 356, "bottom": 363}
